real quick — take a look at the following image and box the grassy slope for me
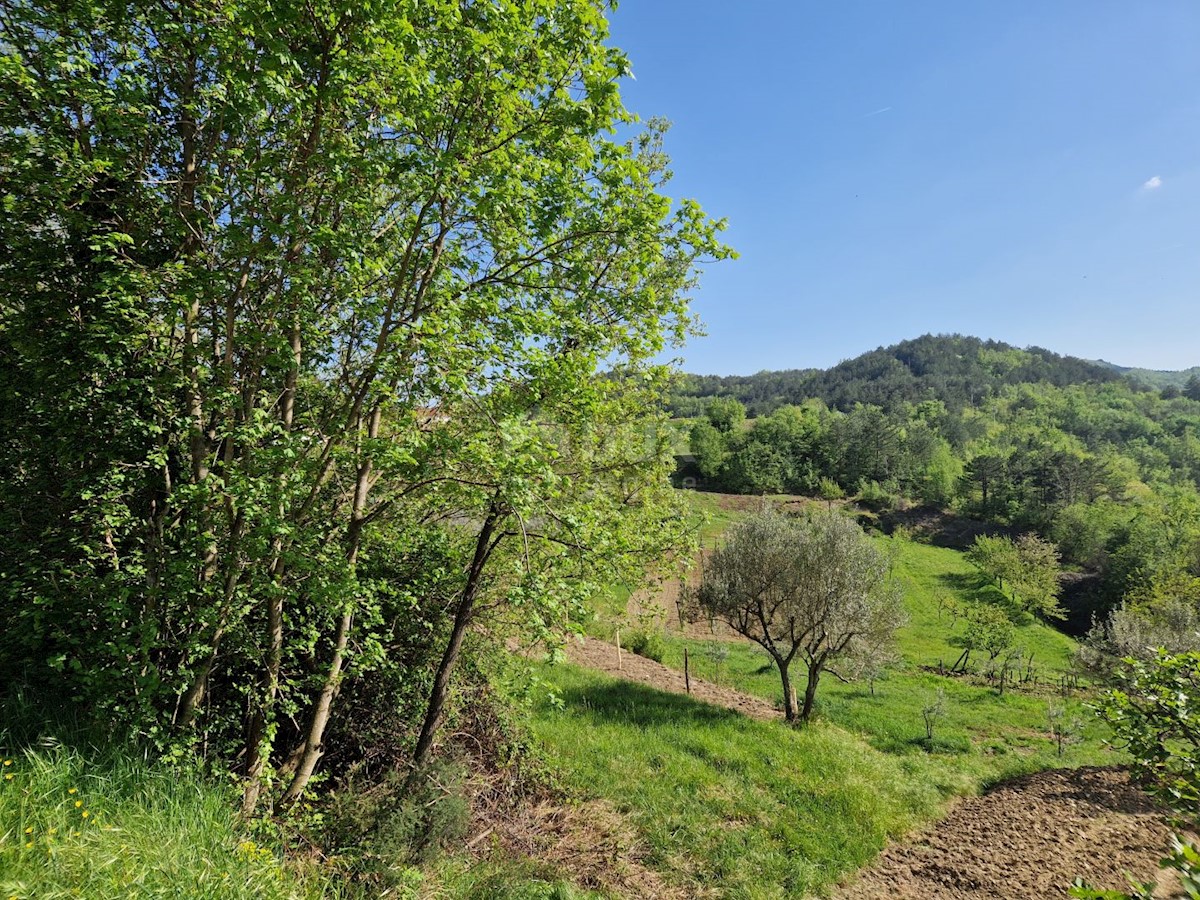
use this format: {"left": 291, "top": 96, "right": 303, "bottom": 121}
{"left": 531, "top": 500, "right": 1114, "bottom": 898}
{"left": 533, "top": 665, "right": 949, "bottom": 898}
{"left": 659, "top": 538, "right": 1105, "bottom": 766}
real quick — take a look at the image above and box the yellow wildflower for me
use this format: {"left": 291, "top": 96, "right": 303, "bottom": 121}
{"left": 3, "top": 759, "right": 11, "bottom": 765}
{"left": 81, "top": 810, "right": 89, "bottom": 818}
{"left": 74, "top": 800, "right": 82, "bottom": 808}
{"left": 68, "top": 787, "right": 76, "bottom": 794}
{"left": 24, "top": 827, "right": 32, "bottom": 834}
{"left": 4, "top": 774, "right": 12, "bottom": 780}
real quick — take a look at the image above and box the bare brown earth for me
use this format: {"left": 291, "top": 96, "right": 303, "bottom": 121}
{"left": 560, "top": 635, "right": 1181, "bottom": 900}
{"left": 835, "top": 767, "right": 1180, "bottom": 900}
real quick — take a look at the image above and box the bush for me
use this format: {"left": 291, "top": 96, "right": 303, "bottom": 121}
{"left": 857, "top": 479, "right": 898, "bottom": 511}
{"left": 625, "top": 629, "right": 666, "bottom": 663}
{"left": 325, "top": 756, "right": 472, "bottom": 881}
{"left": 1072, "top": 651, "right": 1200, "bottom": 899}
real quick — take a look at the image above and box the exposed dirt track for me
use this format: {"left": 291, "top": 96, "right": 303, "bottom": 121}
{"left": 563, "top": 634, "right": 780, "bottom": 721}
{"left": 834, "top": 766, "right": 1178, "bottom": 900}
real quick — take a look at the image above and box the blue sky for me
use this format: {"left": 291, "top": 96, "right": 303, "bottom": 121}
{"left": 607, "top": 1, "right": 1200, "bottom": 374}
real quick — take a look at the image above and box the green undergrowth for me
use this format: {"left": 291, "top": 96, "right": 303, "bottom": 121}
{"left": 423, "top": 856, "right": 606, "bottom": 899}
{"left": 0, "top": 740, "right": 340, "bottom": 900}
{"left": 0, "top": 723, "right": 605, "bottom": 900}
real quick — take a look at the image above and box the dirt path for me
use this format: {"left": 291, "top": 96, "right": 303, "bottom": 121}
{"left": 564, "top": 634, "right": 780, "bottom": 720}
{"left": 834, "top": 766, "right": 1178, "bottom": 900}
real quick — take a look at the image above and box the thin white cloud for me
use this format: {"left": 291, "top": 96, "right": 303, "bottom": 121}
{"left": 1143, "top": 175, "right": 1163, "bottom": 190}
{"left": 862, "top": 106, "right": 892, "bottom": 118}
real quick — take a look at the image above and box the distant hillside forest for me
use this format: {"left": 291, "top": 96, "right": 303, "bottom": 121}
{"left": 672, "top": 335, "right": 1200, "bottom": 622}
{"left": 670, "top": 335, "right": 1200, "bottom": 418}
{"left": 1094, "top": 359, "right": 1200, "bottom": 391}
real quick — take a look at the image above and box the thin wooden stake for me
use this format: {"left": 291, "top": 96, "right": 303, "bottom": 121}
{"left": 615, "top": 627, "right": 622, "bottom": 670}
{"left": 684, "top": 647, "right": 691, "bottom": 694}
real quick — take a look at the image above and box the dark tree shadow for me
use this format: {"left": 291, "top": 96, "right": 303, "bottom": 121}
{"left": 555, "top": 681, "right": 756, "bottom": 730}
{"left": 936, "top": 571, "right": 1026, "bottom": 620}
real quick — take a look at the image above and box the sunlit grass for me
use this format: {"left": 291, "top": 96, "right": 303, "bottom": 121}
{"left": 0, "top": 740, "right": 339, "bottom": 900}
{"left": 661, "top": 538, "right": 1107, "bottom": 768}
{"left": 535, "top": 515, "right": 1118, "bottom": 896}
{"left": 532, "top": 664, "right": 962, "bottom": 898}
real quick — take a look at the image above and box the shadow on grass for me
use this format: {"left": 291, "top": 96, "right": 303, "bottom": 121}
{"left": 936, "top": 571, "right": 1028, "bottom": 620}
{"left": 0, "top": 684, "right": 107, "bottom": 756}
{"left": 555, "top": 680, "right": 758, "bottom": 730}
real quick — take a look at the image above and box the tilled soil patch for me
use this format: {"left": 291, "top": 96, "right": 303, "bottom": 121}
{"left": 834, "top": 766, "right": 1176, "bottom": 900}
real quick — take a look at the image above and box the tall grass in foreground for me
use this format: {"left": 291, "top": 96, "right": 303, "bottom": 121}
{"left": 0, "top": 739, "right": 337, "bottom": 900}
{"left": 0, "top": 703, "right": 611, "bottom": 900}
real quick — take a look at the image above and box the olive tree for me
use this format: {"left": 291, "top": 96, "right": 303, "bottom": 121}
{"left": 1079, "top": 574, "right": 1200, "bottom": 676}
{"left": 696, "top": 508, "right": 904, "bottom": 722}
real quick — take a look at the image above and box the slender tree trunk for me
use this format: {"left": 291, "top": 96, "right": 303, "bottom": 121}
{"left": 777, "top": 656, "right": 797, "bottom": 722}
{"left": 278, "top": 604, "right": 353, "bottom": 806}
{"left": 242, "top": 318, "right": 301, "bottom": 815}
{"left": 409, "top": 510, "right": 501, "bottom": 780}
{"left": 279, "top": 405, "right": 382, "bottom": 806}
{"left": 242, "top": 576, "right": 283, "bottom": 815}
{"left": 801, "top": 662, "right": 821, "bottom": 722}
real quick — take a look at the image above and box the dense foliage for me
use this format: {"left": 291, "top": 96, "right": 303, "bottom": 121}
{"left": 677, "top": 336, "right": 1200, "bottom": 631}
{"left": 0, "top": 0, "right": 728, "bottom": 813}
{"left": 671, "top": 334, "right": 1123, "bottom": 416}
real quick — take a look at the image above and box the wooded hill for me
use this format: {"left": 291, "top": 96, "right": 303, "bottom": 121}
{"left": 672, "top": 334, "right": 1200, "bottom": 634}
{"left": 669, "top": 334, "right": 1191, "bottom": 417}
{"left": 1093, "top": 359, "right": 1200, "bottom": 391}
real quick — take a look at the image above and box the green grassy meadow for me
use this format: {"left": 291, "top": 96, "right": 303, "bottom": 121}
{"left": 529, "top": 499, "right": 1116, "bottom": 897}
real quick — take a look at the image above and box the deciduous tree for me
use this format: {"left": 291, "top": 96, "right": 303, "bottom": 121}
{"left": 0, "top": 0, "right": 729, "bottom": 810}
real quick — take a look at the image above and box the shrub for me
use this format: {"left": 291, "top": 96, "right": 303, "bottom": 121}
{"left": 325, "top": 756, "right": 472, "bottom": 881}
{"left": 626, "top": 629, "right": 667, "bottom": 664}
{"left": 1072, "top": 651, "right": 1200, "bottom": 899}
